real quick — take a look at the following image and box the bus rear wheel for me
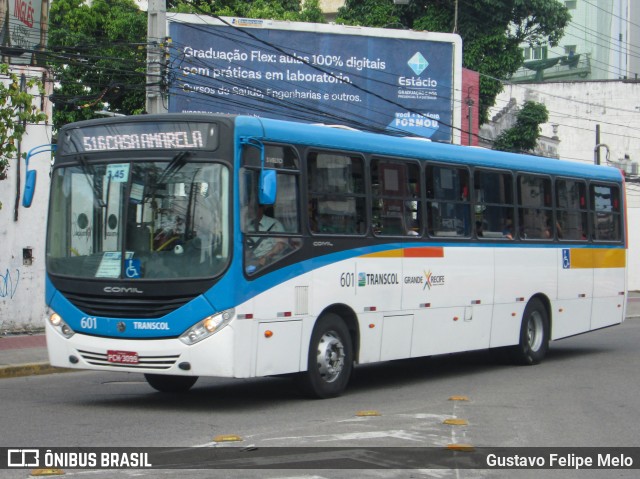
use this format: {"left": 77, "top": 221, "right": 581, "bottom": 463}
{"left": 297, "top": 313, "right": 353, "bottom": 399}
{"left": 144, "top": 374, "right": 198, "bottom": 393}
{"left": 509, "top": 298, "right": 549, "bottom": 365}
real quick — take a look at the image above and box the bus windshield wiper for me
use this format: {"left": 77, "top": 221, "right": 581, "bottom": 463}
{"left": 156, "top": 151, "right": 190, "bottom": 185}
{"left": 77, "top": 155, "right": 106, "bottom": 208}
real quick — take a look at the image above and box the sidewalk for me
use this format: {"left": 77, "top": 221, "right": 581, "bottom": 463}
{"left": 2, "top": 293, "right": 640, "bottom": 380}
{"left": 0, "top": 333, "right": 62, "bottom": 378}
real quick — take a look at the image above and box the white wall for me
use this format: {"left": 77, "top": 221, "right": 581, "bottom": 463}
{"left": 0, "top": 66, "right": 53, "bottom": 332}
{"left": 492, "top": 80, "right": 640, "bottom": 289}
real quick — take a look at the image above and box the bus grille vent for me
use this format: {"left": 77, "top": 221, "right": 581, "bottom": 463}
{"left": 61, "top": 291, "right": 197, "bottom": 319}
{"left": 295, "top": 286, "right": 309, "bottom": 316}
{"left": 77, "top": 349, "right": 179, "bottom": 370}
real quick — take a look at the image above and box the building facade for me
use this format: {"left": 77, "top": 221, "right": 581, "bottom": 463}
{"left": 0, "top": 65, "right": 53, "bottom": 332}
{"left": 512, "top": 0, "right": 639, "bottom": 83}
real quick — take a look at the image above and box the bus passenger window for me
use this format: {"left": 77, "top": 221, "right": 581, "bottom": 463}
{"left": 371, "top": 159, "right": 422, "bottom": 236}
{"left": 518, "top": 174, "right": 552, "bottom": 240}
{"left": 308, "top": 152, "right": 366, "bottom": 235}
{"left": 473, "top": 169, "right": 514, "bottom": 239}
{"left": 426, "top": 165, "right": 470, "bottom": 237}
{"left": 556, "top": 179, "right": 588, "bottom": 241}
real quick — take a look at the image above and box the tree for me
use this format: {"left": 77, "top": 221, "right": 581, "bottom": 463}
{"left": 0, "top": 64, "right": 48, "bottom": 209}
{"left": 492, "top": 100, "right": 549, "bottom": 153}
{"left": 48, "top": 0, "right": 147, "bottom": 129}
{"left": 337, "top": 0, "right": 570, "bottom": 124}
{"left": 47, "top": 0, "right": 324, "bottom": 129}
{"left": 170, "top": 0, "right": 325, "bottom": 24}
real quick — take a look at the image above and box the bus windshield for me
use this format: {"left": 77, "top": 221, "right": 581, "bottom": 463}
{"left": 46, "top": 159, "right": 230, "bottom": 280}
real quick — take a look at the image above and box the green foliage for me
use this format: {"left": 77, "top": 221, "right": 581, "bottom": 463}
{"left": 336, "top": 0, "right": 400, "bottom": 27}
{"left": 0, "top": 63, "right": 49, "bottom": 208}
{"left": 48, "top": 0, "right": 324, "bottom": 129}
{"left": 48, "top": 0, "right": 147, "bottom": 129}
{"left": 493, "top": 101, "right": 549, "bottom": 153}
{"left": 171, "top": 0, "right": 324, "bottom": 22}
{"left": 337, "top": 0, "right": 570, "bottom": 124}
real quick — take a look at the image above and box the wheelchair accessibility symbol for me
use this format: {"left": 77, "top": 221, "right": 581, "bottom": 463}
{"left": 562, "top": 249, "right": 571, "bottom": 269}
{"left": 125, "top": 259, "right": 141, "bottom": 278}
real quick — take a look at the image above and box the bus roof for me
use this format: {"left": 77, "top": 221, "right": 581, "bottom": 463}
{"left": 237, "top": 115, "right": 623, "bottom": 184}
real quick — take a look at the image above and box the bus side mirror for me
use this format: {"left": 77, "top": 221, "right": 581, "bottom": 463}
{"left": 22, "top": 144, "right": 56, "bottom": 208}
{"left": 259, "top": 169, "right": 277, "bottom": 205}
{"left": 241, "top": 136, "right": 277, "bottom": 205}
{"left": 22, "top": 169, "right": 36, "bottom": 208}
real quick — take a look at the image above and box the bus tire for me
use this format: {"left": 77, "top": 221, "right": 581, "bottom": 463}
{"left": 297, "top": 313, "right": 353, "bottom": 399}
{"left": 509, "top": 298, "right": 549, "bottom": 365}
{"left": 144, "top": 374, "right": 198, "bottom": 393}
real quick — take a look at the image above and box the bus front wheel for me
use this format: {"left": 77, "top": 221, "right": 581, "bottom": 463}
{"left": 297, "top": 313, "right": 353, "bottom": 399}
{"left": 144, "top": 373, "right": 198, "bottom": 393}
{"left": 509, "top": 298, "right": 549, "bottom": 365}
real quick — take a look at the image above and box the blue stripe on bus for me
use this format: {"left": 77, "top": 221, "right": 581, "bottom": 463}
{"left": 47, "top": 240, "right": 625, "bottom": 339}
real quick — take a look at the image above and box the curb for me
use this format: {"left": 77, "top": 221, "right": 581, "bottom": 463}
{"left": 0, "top": 363, "right": 76, "bottom": 379}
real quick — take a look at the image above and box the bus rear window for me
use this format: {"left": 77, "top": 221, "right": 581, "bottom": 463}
{"left": 591, "top": 184, "right": 622, "bottom": 242}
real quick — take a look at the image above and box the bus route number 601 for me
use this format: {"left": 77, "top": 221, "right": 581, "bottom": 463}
{"left": 340, "top": 272, "right": 355, "bottom": 288}
{"left": 81, "top": 316, "right": 98, "bottom": 329}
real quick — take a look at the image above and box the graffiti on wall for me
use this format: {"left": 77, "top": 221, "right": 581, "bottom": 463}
{"left": 0, "top": 268, "right": 20, "bottom": 299}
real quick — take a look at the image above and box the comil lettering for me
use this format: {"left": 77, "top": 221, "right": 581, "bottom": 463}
{"left": 103, "top": 286, "right": 144, "bottom": 294}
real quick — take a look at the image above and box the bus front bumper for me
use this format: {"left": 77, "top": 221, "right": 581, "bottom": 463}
{"left": 45, "top": 322, "right": 239, "bottom": 378}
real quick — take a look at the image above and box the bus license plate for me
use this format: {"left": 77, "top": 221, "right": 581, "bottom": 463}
{"left": 107, "top": 350, "right": 139, "bottom": 364}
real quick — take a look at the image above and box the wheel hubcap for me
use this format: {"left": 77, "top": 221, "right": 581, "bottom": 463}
{"left": 316, "top": 331, "right": 345, "bottom": 383}
{"left": 527, "top": 311, "right": 544, "bottom": 352}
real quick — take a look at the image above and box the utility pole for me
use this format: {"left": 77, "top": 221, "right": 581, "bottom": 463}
{"left": 466, "top": 86, "right": 474, "bottom": 146}
{"left": 595, "top": 124, "right": 600, "bottom": 165}
{"left": 594, "top": 124, "right": 609, "bottom": 166}
{"left": 453, "top": 0, "right": 458, "bottom": 33}
{"left": 146, "top": 0, "right": 168, "bottom": 114}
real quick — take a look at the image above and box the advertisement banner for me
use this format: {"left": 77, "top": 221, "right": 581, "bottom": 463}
{"left": 0, "top": 0, "right": 48, "bottom": 66}
{"left": 168, "top": 15, "right": 461, "bottom": 143}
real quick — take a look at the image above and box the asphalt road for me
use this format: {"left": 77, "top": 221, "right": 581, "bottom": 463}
{"left": 1, "top": 318, "right": 639, "bottom": 478}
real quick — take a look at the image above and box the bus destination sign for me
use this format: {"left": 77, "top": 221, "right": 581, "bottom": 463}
{"left": 63, "top": 122, "right": 217, "bottom": 153}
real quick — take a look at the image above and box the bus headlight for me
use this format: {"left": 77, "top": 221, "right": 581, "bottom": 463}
{"left": 48, "top": 311, "right": 75, "bottom": 339}
{"left": 179, "top": 308, "right": 235, "bottom": 345}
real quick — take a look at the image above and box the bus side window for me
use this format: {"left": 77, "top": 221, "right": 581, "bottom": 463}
{"left": 241, "top": 145, "right": 302, "bottom": 275}
{"left": 590, "top": 183, "right": 622, "bottom": 242}
{"left": 473, "top": 169, "right": 515, "bottom": 239}
{"left": 371, "top": 158, "right": 422, "bottom": 236}
{"left": 556, "top": 179, "right": 588, "bottom": 241}
{"left": 308, "top": 151, "right": 366, "bottom": 235}
{"left": 517, "top": 174, "right": 553, "bottom": 240}
{"left": 426, "top": 164, "right": 470, "bottom": 237}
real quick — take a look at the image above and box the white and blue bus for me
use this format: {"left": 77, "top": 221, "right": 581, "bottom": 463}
{"left": 44, "top": 114, "right": 627, "bottom": 398}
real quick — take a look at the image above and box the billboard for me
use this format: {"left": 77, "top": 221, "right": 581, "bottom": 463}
{"left": 0, "top": 0, "right": 49, "bottom": 66}
{"left": 167, "top": 15, "right": 462, "bottom": 143}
